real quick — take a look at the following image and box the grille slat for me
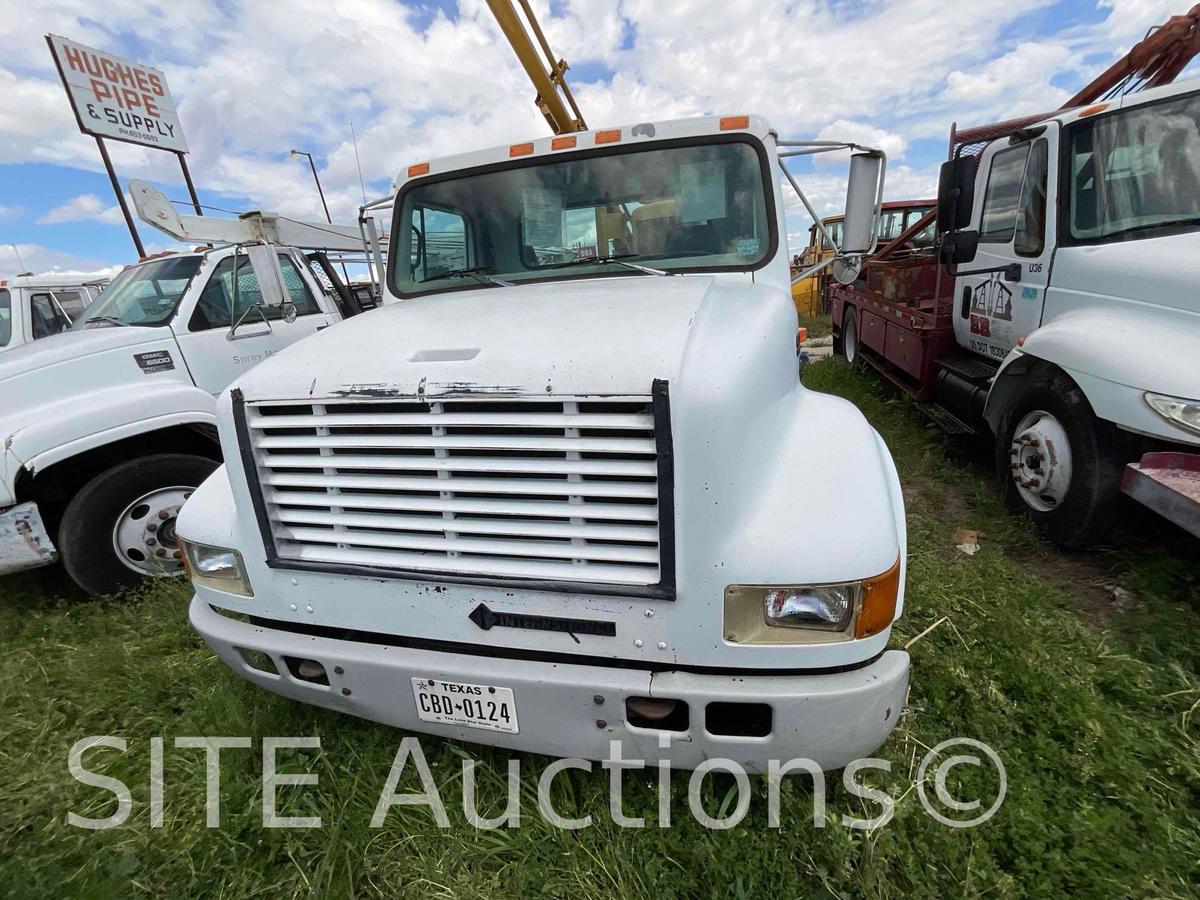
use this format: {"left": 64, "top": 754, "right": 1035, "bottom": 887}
{"left": 245, "top": 395, "right": 664, "bottom": 587}
{"left": 265, "top": 490, "right": 659, "bottom": 522}
{"left": 260, "top": 453, "right": 658, "bottom": 478}
{"left": 274, "top": 509, "right": 659, "bottom": 542}
{"left": 288, "top": 544, "right": 656, "bottom": 585}
{"left": 255, "top": 434, "right": 657, "bottom": 453}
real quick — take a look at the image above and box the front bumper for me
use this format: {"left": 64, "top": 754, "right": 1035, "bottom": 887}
{"left": 191, "top": 596, "right": 910, "bottom": 771}
{"left": 0, "top": 502, "right": 57, "bottom": 577}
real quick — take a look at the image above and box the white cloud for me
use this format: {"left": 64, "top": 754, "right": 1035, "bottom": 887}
{"left": 0, "top": 0, "right": 1191, "bottom": 264}
{"left": 1, "top": 242, "right": 121, "bottom": 279}
{"left": 36, "top": 193, "right": 127, "bottom": 225}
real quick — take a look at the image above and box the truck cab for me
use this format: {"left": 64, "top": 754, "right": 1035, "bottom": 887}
{"left": 833, "top": 78, "right": 1200, "bottom": 544}
{"left": 0, "top": 274, "right": 105, "bottom": 353}
{"left": 0, "top": 194, "right": 386, "bottom": 594}
{"left": 177, "top": 115, "right": 911, "bottom": 770}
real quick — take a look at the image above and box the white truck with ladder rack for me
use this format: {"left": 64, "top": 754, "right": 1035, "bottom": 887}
{"left": 175, "top": 112, "right": 912, "bottom": 770}
{"left": 0, "top": 183, "right": 389, "bottom": 594}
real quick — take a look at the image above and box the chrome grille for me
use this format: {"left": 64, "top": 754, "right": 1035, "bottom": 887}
{"left": 240, "top": 395, "right": 666, "bottom": 587}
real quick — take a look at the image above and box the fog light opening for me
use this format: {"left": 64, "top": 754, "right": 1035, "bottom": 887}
{"left": 285, "top": 657, "right": 329, "bottom": 685}
{"left": 238, "top": 647, "right": 278, "bottom": 676}
{"left": 625, "top": 696, "right": 689, "bottom": 732}
{"left": 705, "top": 702, "right": 772, "bottom": 738}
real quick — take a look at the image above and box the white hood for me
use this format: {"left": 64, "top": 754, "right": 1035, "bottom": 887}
{"left": 0, "top": 325, "right": 176, "bottom": 384}
{"left": 235, "top": 274, "right": 737, "bottom": 401}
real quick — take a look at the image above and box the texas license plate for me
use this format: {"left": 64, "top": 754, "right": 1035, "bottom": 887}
{"left": 410, "top": 677, "right": 518, "bottom": 733}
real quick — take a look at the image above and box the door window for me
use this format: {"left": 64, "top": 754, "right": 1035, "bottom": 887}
{"left": 979, "top": 145, "right": 1031, "bottom": 243}
{"left": 1014, "top": 140, "right": 1049, "bottom": 256}
{"left": 409, "top": 207, "right": 469, "bottom": 283}
{"left": 0, "top": 289, "right": 10, "bottom": 347}
{"left": 190, "top": 253, "right": 321, "bottom": 331}
{"left": 30, "top": 291, "right": 85, "bottom": 339}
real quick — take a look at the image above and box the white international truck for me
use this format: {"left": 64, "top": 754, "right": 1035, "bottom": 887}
{"left": 0, "top": 183, "right": 388, "bottom": 594}
{"left": 831, "top": 76, "right": 1200, "bottom": 544}
{"left": 176, "top": 114, "right": 912, "bottom": 770}
{"left": 0, "top": 273, "right": 106, "bottom": 352}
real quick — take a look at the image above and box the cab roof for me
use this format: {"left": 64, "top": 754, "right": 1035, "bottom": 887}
{"left": 393, "top": 114, "right": 774, "bottom": 192}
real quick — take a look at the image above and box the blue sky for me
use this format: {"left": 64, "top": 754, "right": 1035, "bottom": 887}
{"left": 0, "top": 0, "right": 1189, "bottom": 275}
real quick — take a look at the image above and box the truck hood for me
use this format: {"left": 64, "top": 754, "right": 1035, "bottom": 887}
{"left": 1051, "top": 229, "right": 1200, "bottom": 316}
{"left": 235, "top": 274, "right": 735, "bottom": 400}
{"left": 0, "top": 325, "right": 176, "bottom": 383}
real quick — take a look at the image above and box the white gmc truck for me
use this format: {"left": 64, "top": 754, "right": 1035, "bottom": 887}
{"left": 178, "top": 115, "right": 910, "bottom": 769}
{"left": 0, "top": 186, "right": 386, "bottom": 594}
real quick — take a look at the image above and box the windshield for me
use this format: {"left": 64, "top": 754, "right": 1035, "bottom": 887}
{"left": 1069, "top": 92, "right": 1200, "bottom": 243}
{"left": 391, "top": 138, "right": 773, "bottom": 296}
{"left": 75, "top": 256, "right": 202, "bottom": 328}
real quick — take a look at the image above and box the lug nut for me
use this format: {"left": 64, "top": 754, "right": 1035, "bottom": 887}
{"left": 172, "top": 551, "right": 181, "bottom": 559}
{"left": 158, "top": 510, "right": 170, "bottom": 520}
{"left": 146, "top": 523, "right": 158, "bottom": 533}
{"left": 145, "top": 537, "right": 156, "bottom": 546}
{"left": 155, "top": 548, "right": 167, "bottom": 557}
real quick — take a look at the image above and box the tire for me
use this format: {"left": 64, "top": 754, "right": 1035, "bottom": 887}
{"left": 58, "top": 453, "right": 218, "bottom": 596}
{"left": 841, "top": 307, "right": 860, "bottom": 367}
{"left": 994, "top": 371, "right": 1123, "bottom": 547}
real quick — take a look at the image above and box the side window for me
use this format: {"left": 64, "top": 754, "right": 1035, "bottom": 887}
{"left": 0, "top": 289, "right": 10, "bottom": 347}
{"left": 1014, "top": 140, "right": 1049, "bottom": 256}
{"left": 979, "top": 145, "right": 1031, "bottom": 243}
{"left": 189, "top": 253, "right": 320, "bottom": 332}
{"left": 410, "top": 207, "right": 468, "bottom": 282}
{"left": 30, "top": 293, "right": 74, "bottom": 339}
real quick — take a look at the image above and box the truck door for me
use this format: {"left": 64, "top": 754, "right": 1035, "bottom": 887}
{"left": 172, "top": 250, "right": 337, "bottom": 394}
{"left": 953, "top": 127, "right": 1056, "bottom": 361}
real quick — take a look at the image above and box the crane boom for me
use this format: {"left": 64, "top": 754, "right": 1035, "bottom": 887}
{"left": 486, "top": 0, "right": 586, "bottom": 134}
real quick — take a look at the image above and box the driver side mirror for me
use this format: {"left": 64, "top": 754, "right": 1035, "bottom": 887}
{"left": 937, "top": 157, "right": 976, "bottom": 234}
{"left": 940, "top": 229, "right": 980, "bottom": 266}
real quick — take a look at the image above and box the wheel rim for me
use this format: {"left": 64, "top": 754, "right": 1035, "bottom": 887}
{"left": 844, "top": 315, "right": 858, "bottom": 363}
{"left": 111, "top": 485, "right": 194, "bottom": 577}
{"left": 1008, "top": 410, "right": 1073, "bottom": 512}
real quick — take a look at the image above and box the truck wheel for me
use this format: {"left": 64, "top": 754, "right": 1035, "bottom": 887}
{"left": 841, "top": 308, "right": 860, "bottom": 367}
{"left": 58, "top": 454, "right": 218, "bottom": 596}
{"left": 994, "top": 372, "right": 1122, "bottom": 547}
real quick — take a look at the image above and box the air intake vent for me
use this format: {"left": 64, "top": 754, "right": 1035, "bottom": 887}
{"left": 234, "top": 385, "right": 674, "bottom": 598}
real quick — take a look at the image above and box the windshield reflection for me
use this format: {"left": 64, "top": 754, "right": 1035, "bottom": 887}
{"left": 75, "top": 255, "right": 202, "bottom": 328}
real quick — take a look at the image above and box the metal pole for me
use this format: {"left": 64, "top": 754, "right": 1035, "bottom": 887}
{"left": 96, "top": 136, "right": 145, "bottom": 257}
{"left": 177, "top": 152, "right": 204, "bottom": 215}
{"left": 305, "top": 153, "right": 333, "bottom": 224}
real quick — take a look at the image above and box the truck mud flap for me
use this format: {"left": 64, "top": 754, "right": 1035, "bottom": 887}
{"left": 1121, "top": 452, "right": 1200, "bottom": 539}
{"left": 0, "top": 502, "right": 58, "bottom": 576}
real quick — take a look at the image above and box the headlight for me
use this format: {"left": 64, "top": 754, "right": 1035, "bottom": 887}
{"left": 179, "top": 538, "right": 253, "bottom": 597}
{"left": 724, "top": 558, "right": 900, "bottom": 645}
{"left": 1145, "top": 392, "right": 1200, "bottom": 437}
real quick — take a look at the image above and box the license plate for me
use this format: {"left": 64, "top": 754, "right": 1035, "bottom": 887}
{"left": 410, "top": 677, "right": 518, "bottom": 733}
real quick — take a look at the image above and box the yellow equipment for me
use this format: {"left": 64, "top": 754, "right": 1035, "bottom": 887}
{"left": 486, "top": 0, "right": 586, "bottom": 135}
{"left": 791, "top": 216, "right": 844, "bottom": 317}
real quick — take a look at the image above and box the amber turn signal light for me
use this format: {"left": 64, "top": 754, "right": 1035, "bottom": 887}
{"left": 855, "top": 556, "right": 901, "bottom": 639}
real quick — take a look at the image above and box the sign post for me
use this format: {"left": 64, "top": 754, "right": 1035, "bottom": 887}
{"left": 45, "top": 34, "right": 199, "bottom": 257}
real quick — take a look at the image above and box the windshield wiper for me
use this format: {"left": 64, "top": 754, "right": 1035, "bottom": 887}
{"left": 421, "top": 266, "right": 512, "bottom": 287}
{"left": 82, "top": 315, "right": 130, "bottom": 327}
{"left": 557, "top": 254, "right": 674, "bottom": 276}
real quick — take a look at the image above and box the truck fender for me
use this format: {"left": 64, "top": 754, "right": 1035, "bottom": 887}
{"left": 983, "top": 306, "right": 1200, "bottom": 445}
{"left": 13, "top": 381, "right": 218, "bottom": 477}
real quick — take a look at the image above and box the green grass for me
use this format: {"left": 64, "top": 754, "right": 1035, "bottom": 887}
{"left": 2, "top": 358, "right": 1198, "bottom": 898}
{"left": 798, "top": 312, "right": 833, "bottom": 340}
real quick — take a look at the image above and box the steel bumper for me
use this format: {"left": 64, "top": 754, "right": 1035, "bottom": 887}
{"left": 0, "top": 502, "right": 57, "bottom": 577}
{"left": 191, "top": 596, "right": 909, "bottom": 771}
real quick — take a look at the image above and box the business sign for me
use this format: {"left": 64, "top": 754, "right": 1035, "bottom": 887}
{"left": 47, "top": 34, "right": 188, "bottom": 153}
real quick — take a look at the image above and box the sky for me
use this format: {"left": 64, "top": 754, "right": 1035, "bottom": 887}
{"left": 0, "top": 0, "right": 1191, "bottom": 278}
